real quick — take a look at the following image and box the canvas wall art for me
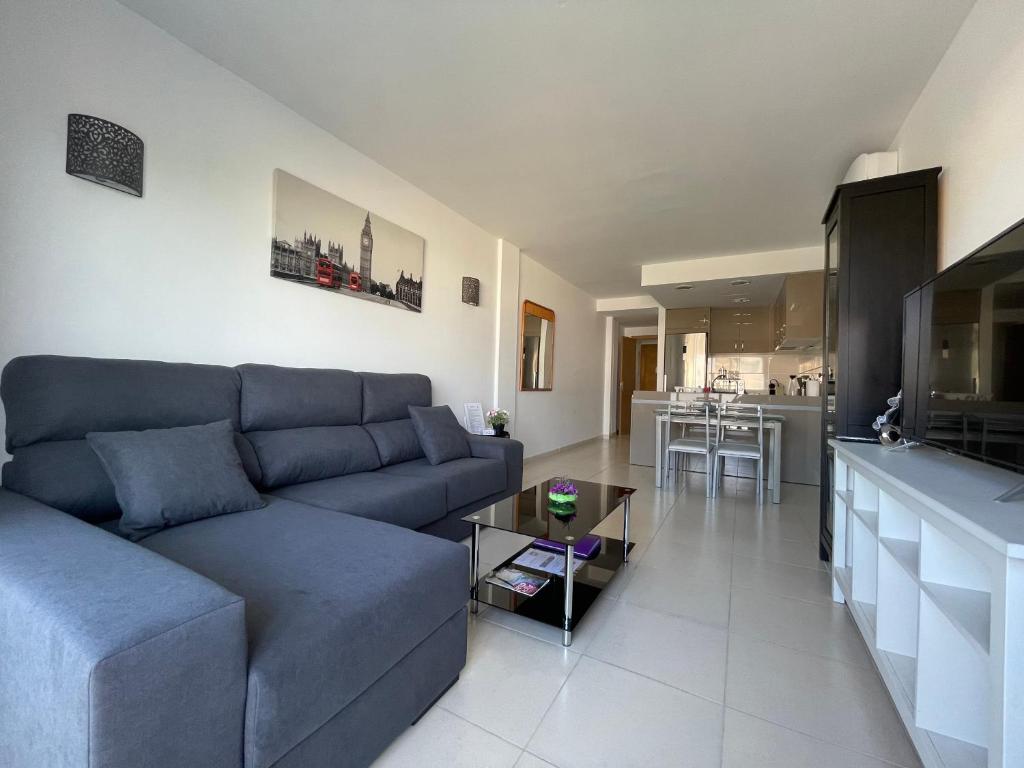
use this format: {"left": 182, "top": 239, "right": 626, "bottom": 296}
{"left": 270, "top": 169, "right": 424, "bottom": 312}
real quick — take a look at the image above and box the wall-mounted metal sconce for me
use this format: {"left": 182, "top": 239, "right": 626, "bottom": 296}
{"left": 462, "top": 276, "right": 480, "bottom": 306}
{"left": 66, "top": 114, "right": 144, "bottom": 197}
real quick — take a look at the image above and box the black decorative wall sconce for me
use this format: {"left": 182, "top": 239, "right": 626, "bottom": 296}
{"left": 462, "top": 276, "right": 480, "bottom": 306}
{"left": 66, "top": 114, "right": 144, "bottom": 197}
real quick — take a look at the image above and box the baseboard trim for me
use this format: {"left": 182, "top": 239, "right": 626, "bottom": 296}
{"left": 524, "top": 434, "right": 607, "bottom": 462}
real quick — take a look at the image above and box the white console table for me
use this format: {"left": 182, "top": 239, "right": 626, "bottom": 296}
{"left": 829, "top": 440, "right": 1023, "bottom": 768}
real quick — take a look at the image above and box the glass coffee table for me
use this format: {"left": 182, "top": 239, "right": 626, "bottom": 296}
{"left": 464, "top": 477, "right": 636, "bottom": 646}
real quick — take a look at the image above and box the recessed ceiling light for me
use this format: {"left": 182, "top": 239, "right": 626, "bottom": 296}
{"left": 732, "top": 297, "right": 751, "bottom": 303}
{"left": 675, "top": 284, "right": 693, "bottom": 290}
{"left": 730, "top": 279, "right": 751, "bottom": 287}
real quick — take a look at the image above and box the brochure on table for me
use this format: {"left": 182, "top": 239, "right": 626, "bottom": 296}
{"left": 513, "top": 548, "right": 587, "bottom": 577}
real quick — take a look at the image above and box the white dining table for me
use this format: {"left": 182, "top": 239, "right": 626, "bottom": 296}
{"left": 654, "top": 408, "right": 785, "bottom": 503}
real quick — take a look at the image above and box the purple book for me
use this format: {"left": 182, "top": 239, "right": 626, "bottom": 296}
{"left": 532, "top": 534, "right": 602, "bottom": 560}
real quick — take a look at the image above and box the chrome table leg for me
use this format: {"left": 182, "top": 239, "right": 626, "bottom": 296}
{"left": 470, "top": 522, "right": 480, "bottom": 614}
{"left": 562, "top": 543, "right": 574, "bottom": 647}
{"left": 623, "top": 495, "right": 631, "bottom": 563}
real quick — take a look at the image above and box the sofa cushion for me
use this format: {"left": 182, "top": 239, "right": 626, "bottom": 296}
{"left": 381, "top": 457, "right": 507, "bottom": 511}
{"left": 363, "top": 418, "right": 425, "bottom": 466}
{"left": 1, "top": 355, "right": 241, "bottom": 451}
{"left": 87, "top": 420, "right": 265, "bottom": 541}
{"left": 360, "top": 372, "right": 431, "bottom": 423}
{"left": 139, "top": 499, "right": 468, "bottom": 768}
{"left": 270, "top": 471, "right": 446, "bottom": 530}
{"left": 237, "top": 364, "right": 362, "bottom": 431}
{"left": 245, "top": 426, "right": 381, "bottom": 488}
{"left": 408, "top": 405, "right": 471, "bottom": 466}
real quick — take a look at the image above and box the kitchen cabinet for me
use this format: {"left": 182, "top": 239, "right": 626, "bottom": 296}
{"left": 665, "top": 306, "right": 709, "bottom": 333}
{"left": 710, "top": 307, "right": 769, "bottom": 353}
{"left": 771, "top": 271, "right": 824, "bottom": 351}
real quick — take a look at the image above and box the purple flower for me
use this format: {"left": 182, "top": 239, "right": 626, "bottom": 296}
{"left": 550, "top": 479, "right": 578, "bottom": 496}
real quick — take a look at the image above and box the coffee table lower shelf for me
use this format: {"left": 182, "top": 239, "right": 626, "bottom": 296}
{"left": 471, "top": 537, "right": 635, "bottom": 639}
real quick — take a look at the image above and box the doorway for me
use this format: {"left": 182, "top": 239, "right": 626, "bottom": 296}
{"left": 617, "top": 335, "right": 658, "bottom": 434}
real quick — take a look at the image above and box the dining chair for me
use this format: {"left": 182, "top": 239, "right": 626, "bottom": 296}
{"left": 666, "top": 400, "right": 717, "bottom": 497}
{"left": 713, "top": 403, "right": 765, "bottom": 503}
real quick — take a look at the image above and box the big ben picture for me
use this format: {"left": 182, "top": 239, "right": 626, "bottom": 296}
{"left": 270, "top": 169, "right": 424, "bottom": 312}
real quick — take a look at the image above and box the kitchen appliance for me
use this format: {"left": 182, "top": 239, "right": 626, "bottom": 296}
{"left": 901, "top": 214, "right": 1024, "bottom": 491}
{"left": 663, "top": 332, "right": 708, "bottom": 392}
{"left": 805, "top": 376, "right": 821, "bottom": 397}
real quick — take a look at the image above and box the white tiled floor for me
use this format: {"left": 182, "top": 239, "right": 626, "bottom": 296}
{"left": 372, "top": 437, "right": 921, "bottom": 768}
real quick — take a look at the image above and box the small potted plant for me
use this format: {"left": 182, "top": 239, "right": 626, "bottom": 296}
{"left": 548, "top": 478, "right": 578, "bottom": 519}
{"left": 486, "top": 408, "right": 510, "bottom": 437}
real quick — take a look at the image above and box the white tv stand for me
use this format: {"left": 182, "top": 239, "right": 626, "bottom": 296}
{"left": 829, "top": 440, "right": 1023, "bottom": 768}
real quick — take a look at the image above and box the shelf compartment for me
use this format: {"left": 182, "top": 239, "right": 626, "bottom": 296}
{"left": 920, "top": 581, "right": 990, "bottom": 655}
{"left": 877, "top": 545, "right": 919, "bottom": 657}
{"left": 852, "top": 506, "right": 879, "bottom": 535}
{"left": 882, "top": 650, "right": 917, "bottom": 710}
{"left": 926, "top": 730, "right": 987, "bottom": 768}
{"left": 852, "top": 471, "right": 880, "bottom": 512}
{"left": 916, "top": 587, "right": 990, "bottom": 749}
{"left": 850, "top": 514, "right": 877, "bottom": 606}
{"left": 920, "top": 519, "right": 990, "bottom": 594}
{"left": 880, "top": 537, "right": 920, "bottom": 580}
{"left": 878, "top": 490, "right": 921, "bottom": 542}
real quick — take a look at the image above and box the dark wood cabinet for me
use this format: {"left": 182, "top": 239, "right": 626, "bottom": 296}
{"left": 819, "top": 167, "right": 940, "bottom": 561}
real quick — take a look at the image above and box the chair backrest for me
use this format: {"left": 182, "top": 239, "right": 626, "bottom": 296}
{"left": 717, "top": 403, "right": 764, "bottom": 449}
{"left": 670, "top": 399, "right": 715, "bottom": 453}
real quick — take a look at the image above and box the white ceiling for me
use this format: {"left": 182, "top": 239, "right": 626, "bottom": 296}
{"left": 118, "top": 0, "right": 973, "bottom": 298}
{"left": 648, "top": 274, "right": 787, "bottom": 310}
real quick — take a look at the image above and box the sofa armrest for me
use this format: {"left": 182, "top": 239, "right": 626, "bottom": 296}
{"left": 466, "top": 435, "right": 524, "bottom": 493}
{"left": 0, "top": 489, "right": 247, "bottom": 768}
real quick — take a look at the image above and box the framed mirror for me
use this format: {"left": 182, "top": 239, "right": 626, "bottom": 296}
{"left": 519, "top": 300, "right": 556, "bottom": 391}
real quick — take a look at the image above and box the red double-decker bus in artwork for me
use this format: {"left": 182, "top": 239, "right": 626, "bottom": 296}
{"left": 348, "top": 272, "right": 362, "bottom": 292}
{"left": 316, "top": 258, "right": 335, "bottom": 287}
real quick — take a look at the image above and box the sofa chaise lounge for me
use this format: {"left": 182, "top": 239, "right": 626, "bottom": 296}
{"left": 0, "top": 355, "right": 523, "bottom": 768}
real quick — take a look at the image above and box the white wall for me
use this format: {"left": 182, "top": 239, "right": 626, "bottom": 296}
{"left": 0, "top": 0, "right": 502, "bottom": 451}
{"left": 513, "top": 255, "right": 606, "bottom": 457}
{"left": 890, "top": 0, "right": 1024, "bottom": 269}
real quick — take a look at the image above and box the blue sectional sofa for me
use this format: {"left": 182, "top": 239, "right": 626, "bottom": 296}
{"left": 0, "top": 355, "right": 523, "bottom": 768}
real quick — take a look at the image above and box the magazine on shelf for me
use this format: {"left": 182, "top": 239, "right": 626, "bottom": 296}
{"left": 485, "top": 567, "right": 549, "bottom": 596}
{"left": 513, "top": 548, "right": 587, "bottom": 577}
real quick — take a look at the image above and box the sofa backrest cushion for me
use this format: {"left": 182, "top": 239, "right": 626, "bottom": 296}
{"left": 245, "top": 426, "right": 381, "bottom": 488}
{"left": 2, "top": 355, "right": 242, "bottom": 450}
{"left": 0, "top": 356, "right": 247, "bottom": 523}
{"left": 363, "top": 419, "right": 425, "bottom": 466}
{"left": 360, "top": 372, "right": 431, "bottom": 424}
{"left": 237, "top": 364, "right": 362, "bottom": 431}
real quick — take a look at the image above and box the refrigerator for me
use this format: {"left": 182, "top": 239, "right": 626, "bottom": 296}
{"left": 663, "top": 332, "right": 708, "bottom": 391}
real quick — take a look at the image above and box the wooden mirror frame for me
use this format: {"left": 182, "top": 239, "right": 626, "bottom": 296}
{"left": 518, "top": 300, "right": 556, "bottom": 391}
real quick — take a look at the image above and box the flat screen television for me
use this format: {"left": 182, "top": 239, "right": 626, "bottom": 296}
{"left": 902, "top": 216, "right": 1024, "bottom": 476}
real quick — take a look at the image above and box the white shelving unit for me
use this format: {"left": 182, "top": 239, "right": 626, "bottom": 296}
{"left": 829, "top": 441, "right": 1024, "bottom": 768}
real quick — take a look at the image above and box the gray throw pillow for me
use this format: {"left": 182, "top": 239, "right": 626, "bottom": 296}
{"left": 87, "top": 419, "right": 265, "bottom": 541}
{"left": 408, "top": 405, "right": 472, "bottom": 465}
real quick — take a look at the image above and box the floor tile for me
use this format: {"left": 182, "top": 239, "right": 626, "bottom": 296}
{"left": 722, "top": 709, "right": 909, "bottom": 768}
{"left": 528, "top": 657, "right": 722, "bottom": 768}
{"left": 372, "top": 707, "right": 521, "bottom": 768}
{"left": 620, "top": 563, "right": 732, "bottom": 626}
{"left": 730, "top": 529, "right": 825, "bottom": 570}
{"left": 725, "top": 634, "right": 919, "bottom": 766}
{"left": 440, "top": 622, "right": 581, "bottom": 747}
{"left": 729, "top": 588, "right": 871, "bottom": 668}
{"left": 642, "top": 531, "right": 734, "bottom": 584}
{"left": 481, "top": 595, "right": 617, "bottom": 655}
{"left": 585, "top": 600, "right": 728, "bottom": 702}
{"left": 514, "top": 753, "right": 559, "bottom": 768}
{"left": 731, "top": 554, "right": 832, "bottom": 605}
